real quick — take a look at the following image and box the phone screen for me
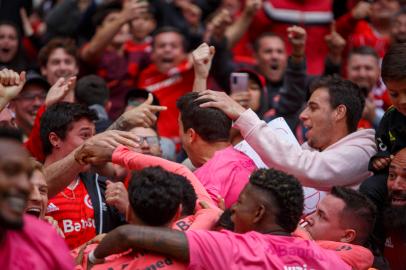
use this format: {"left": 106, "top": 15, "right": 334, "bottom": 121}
{"left": 230, "top": 73, "right": 249, "bottom": 93}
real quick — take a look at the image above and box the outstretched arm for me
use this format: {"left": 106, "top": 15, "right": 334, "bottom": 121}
{"left": 45, "top": 130, "right": 140, "bottom": 197}
{"left": 112, "top": 146, "right": 215, "bottom": 206}
{"left": 81, "top": 2, "right": 148, "bottom": 63}
{"left": 197, "top": 90, "right": 376, "bottom": 189}
{"left": 225, "top": 0, "right": 262, "bottom": 49}
{"left": 93, "top": 225, "right": 189, "bottom": 262}
{"left": 75, "top": 139, "right": 216, "bottom": 207}
{"left": 192, "top": 43, "right": 215, "bottom": 92}
{"left": 107, "top": 94, "right": 166, "bottom": 131}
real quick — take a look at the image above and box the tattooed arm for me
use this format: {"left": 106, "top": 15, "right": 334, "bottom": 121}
{"left": 93, "top": 225, "right": 190, "bottom": 262}
{"left": 107, "top": 94, "right": 166, "bottom": 131}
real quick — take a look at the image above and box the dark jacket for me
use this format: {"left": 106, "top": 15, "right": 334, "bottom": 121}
{"left": 368, "top": 106, "right": 406, "bottom": 173}
{"left": 80, "top": 172, "right": 125, "bottom": 234}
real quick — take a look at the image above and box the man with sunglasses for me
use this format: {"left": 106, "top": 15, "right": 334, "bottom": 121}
{"left": 130, "top": 126, "right": 162, "bottom": 157}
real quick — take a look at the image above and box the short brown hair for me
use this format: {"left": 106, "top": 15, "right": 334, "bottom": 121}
{"left": 310, "top": 75, "right": 365, "bottom": 133}
{"left": 253, "top": 32, "right": 284, "bottom": 53}
{"left": 381, "top": 43, "right": 406, "bottom": 83}
{"left": 29, "top": 157, "right": 43, "bottom": 173}
{"left": 38, "top": 38, "right": 78, "bottom": 67}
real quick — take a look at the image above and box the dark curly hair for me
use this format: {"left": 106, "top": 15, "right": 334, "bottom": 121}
{"left": 215, "top": 208, "right": 234, "bottom": 231}
{"left": 40, "top": 102, "right": 97, "bottom": 156}
{"left": 310, "top": 75, "right": 365, "bottom": 133}
{"left": 249, "top": 168, "right": 304, "bottom": 232}
{"left": 128, "top": 166, "right": 183, "bottom": 226}
{"left": 175, "top": 174, "right": 197, "bottom": 216}
{"left": 176, "top": 92, "right": 231, "bottom": 142}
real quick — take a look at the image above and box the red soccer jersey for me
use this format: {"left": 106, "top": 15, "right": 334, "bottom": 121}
{"left": 348, "top": 21, "right": 391, "bottom": 59}
{"left": 235, "top": 0, "right": 333, "bottom": 75}
{"left": 81, "top": 39, "right": 152, "bottom": 119}
{"left": 384, "top": 231, "right": 406, "bottom": 270}
{"left": 138, "top": 59, "right": 194, "bottom": 141}
{"left": 46, "top": 179, "right": 96, "bottom": 249}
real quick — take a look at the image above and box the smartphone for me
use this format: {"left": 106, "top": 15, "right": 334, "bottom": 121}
{"left": 230, "top": 73, "right": 249, "bottom": 94}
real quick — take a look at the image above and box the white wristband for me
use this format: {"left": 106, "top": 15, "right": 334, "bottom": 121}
{"left": 88, "top": 250, "right": 105, "bottom": 265}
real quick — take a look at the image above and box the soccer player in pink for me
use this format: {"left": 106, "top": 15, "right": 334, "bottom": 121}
{"left": 73, "top": 167, "right": 194, "bottom": 270}
{"left": 176, "top": 92, "right": 257, "bottom": 208}
{"left": 0, "top": 128, "right": 73, "bottom": 270}
{"left": 89, "top": 168, "right": 352, "bottom": 269}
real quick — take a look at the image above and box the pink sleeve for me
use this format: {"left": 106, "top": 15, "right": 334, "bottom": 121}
{"left": 188, "top": 208, "right": 221, "bottom": 231}
{"left": 112, "top": 146, "right": 216, "bottom": 207}
{"left": 47, "top": 224, "right": 76, "bottom": 270}
{"left": 186, "top": 230, "right": 234, "bottom": 270}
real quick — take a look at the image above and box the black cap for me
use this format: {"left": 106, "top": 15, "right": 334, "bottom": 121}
{"left": 75, "top": 75, "right": 109, "bottom": 106}
{"left": 125, "top": 88, "right": 160, "bottom": 107}
{"left": 23, "top": 70, "right": 50, "bottom": 92}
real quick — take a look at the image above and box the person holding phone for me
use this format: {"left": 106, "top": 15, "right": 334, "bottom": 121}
{"left": 229, "top": 70, "right": 268, "bottom": 119}
{"left": 209, "top": 25, "right": 308, "bottom": 135}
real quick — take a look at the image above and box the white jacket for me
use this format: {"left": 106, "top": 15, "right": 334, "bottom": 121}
{"left": 234, "top": 109, "right": 377, "bottom": 191}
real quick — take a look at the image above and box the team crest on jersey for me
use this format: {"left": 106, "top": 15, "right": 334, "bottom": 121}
{"left": 84, "top": 194, "right": 93, "bottom": 209}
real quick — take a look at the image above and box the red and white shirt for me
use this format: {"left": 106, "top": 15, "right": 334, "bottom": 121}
{"left": 138, "top": 59, "right": 194, "bottom": 142}
{"left": 47, "top": 179, "right": 96, "bottom": 249}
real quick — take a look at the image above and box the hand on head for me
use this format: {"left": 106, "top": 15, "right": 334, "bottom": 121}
{"left": 197, "top": 90, "right": 246, "bottom": 121}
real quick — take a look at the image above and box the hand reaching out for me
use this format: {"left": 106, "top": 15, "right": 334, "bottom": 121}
{"left": 20, "top": 8, "right": 34, "bottom": 37}
{"left": 110, "top": 93, "right": 167, "bottom": 131}
{"left": 45, "top": 76, "right": 76, "bottom": 107}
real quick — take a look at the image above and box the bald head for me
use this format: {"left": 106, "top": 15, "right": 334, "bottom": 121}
{"left": 388, "top": 148, "right": 406, "bottom": 207}
{"left": 385, "top": 148, "right": 406, "bottom": 232}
